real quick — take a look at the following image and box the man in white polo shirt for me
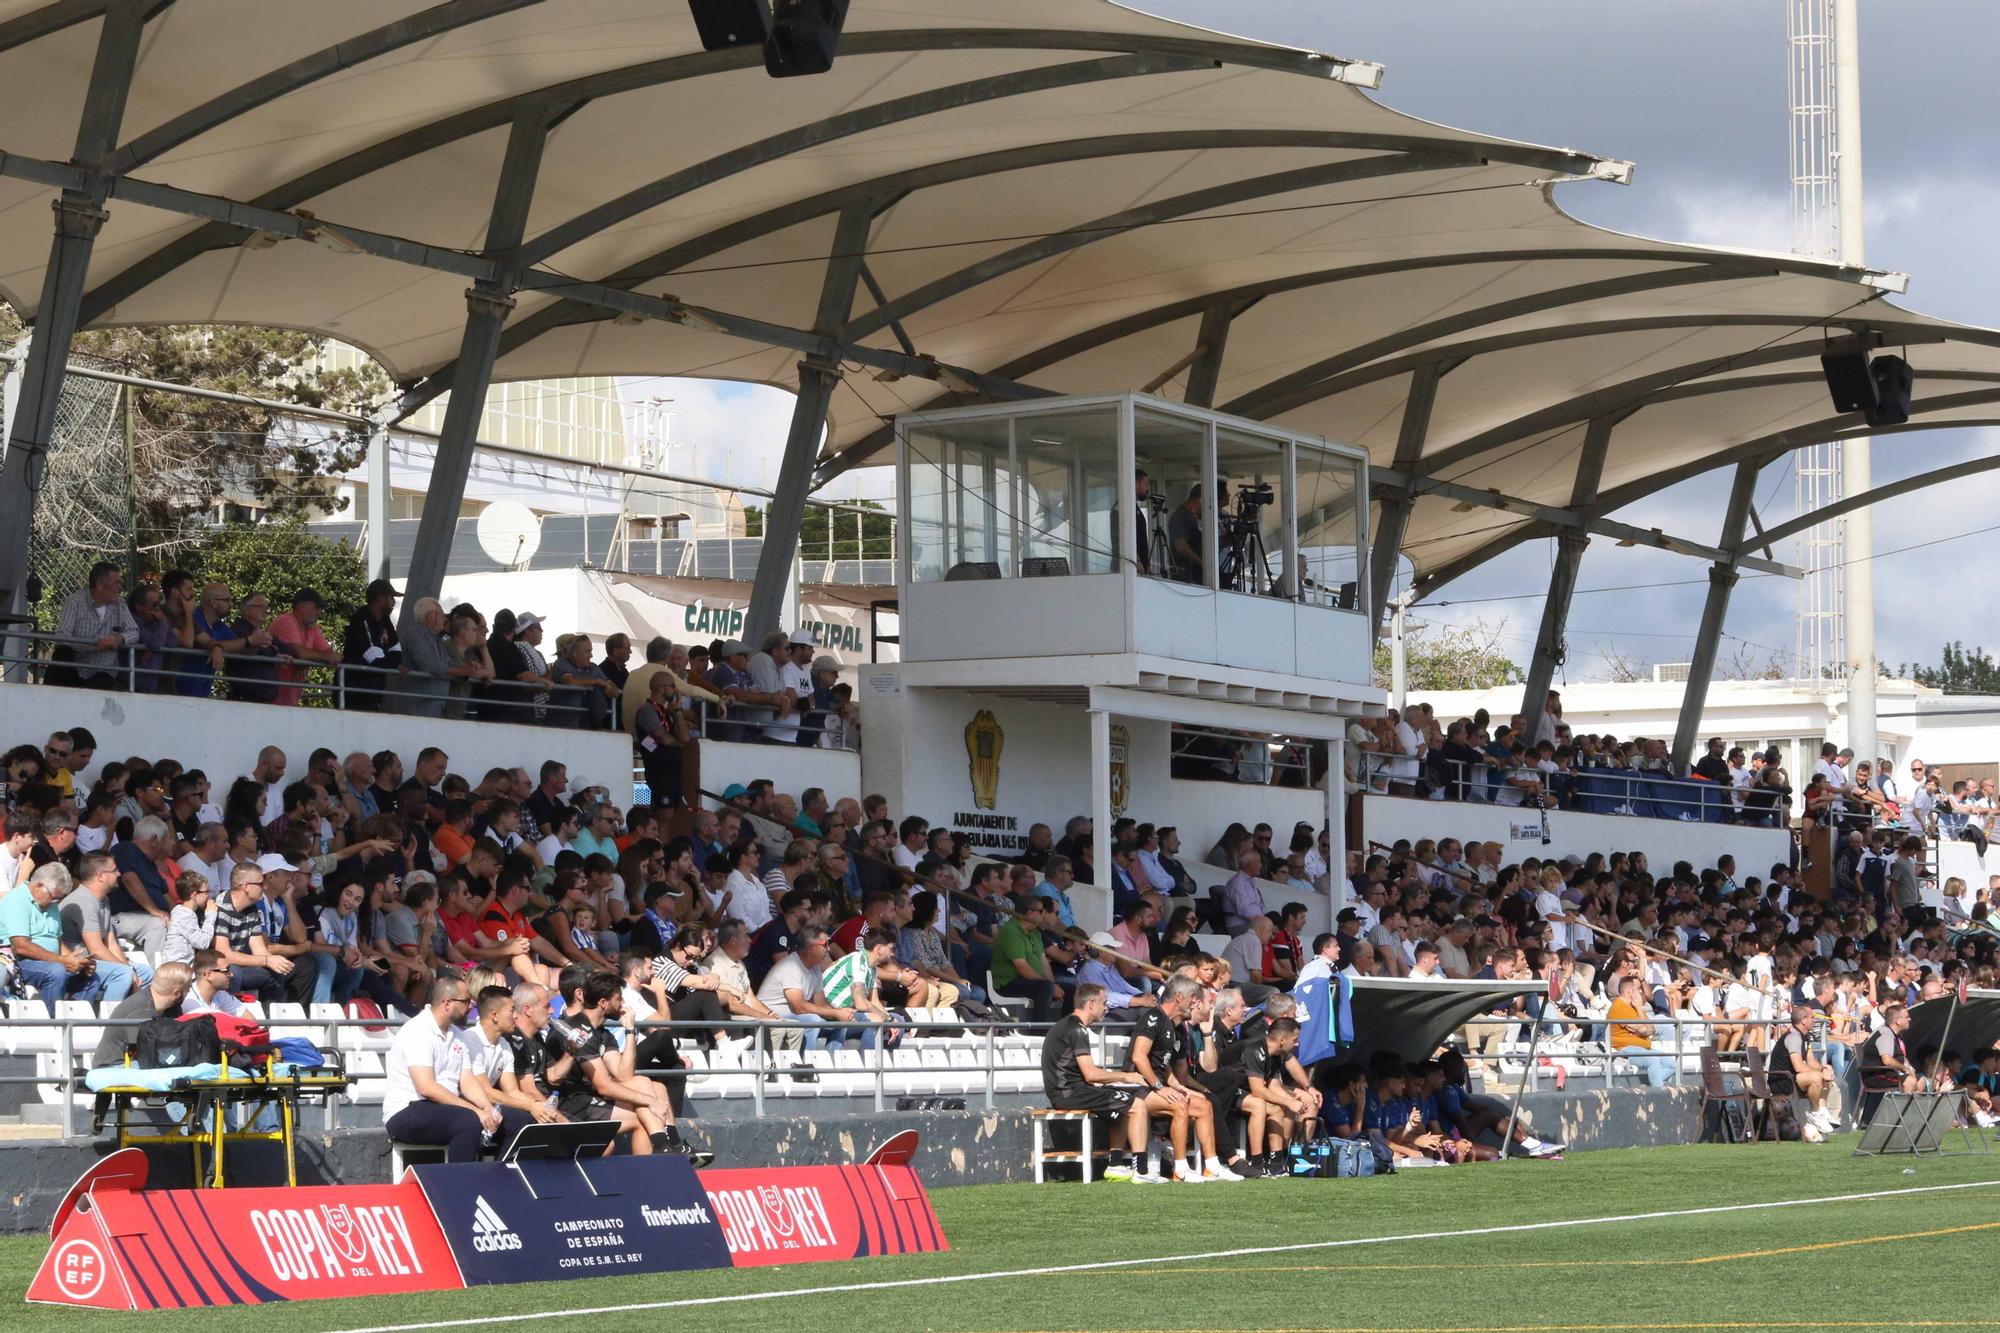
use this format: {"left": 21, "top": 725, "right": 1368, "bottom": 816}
{"left": 383, "top": 975, "right": 519, "bottom": 1162}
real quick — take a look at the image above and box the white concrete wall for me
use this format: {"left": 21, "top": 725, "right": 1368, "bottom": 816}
{"left": 1359, "top": 793, "right": 1791, "bottom": 879}
{"left": 857, "top": 677, "right": 1322, "bottom": 864}
{"left": 1, "top": 682, "right": 634, "bottom": 803}
{"left": 696, "top": 738, "right": 862, "bottom": 810}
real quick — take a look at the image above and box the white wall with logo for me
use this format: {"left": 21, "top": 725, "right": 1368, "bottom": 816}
{"left": 857, "top": 666, "right": 1325, "bottom": 873}
{"left": 1358, "top": 793, "right": 1791, "bottom": 878}
{"left": 2, "top": 682, "right": 635, "bottom": 802}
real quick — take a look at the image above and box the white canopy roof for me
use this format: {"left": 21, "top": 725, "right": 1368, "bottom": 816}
{"left": 4, "top": 0, "right": 1998, "bottom": 589}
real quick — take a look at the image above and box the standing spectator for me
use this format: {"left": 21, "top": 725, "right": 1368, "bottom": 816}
{"left": 633, "top": 672, "right": 690, "bottom": 809}
{"left": 598, "top": 633, "right": 632, "bottom": 690}
{"left": 270, "top": 589, "right": 341, "bottom": 706}
{"left": 554, "top": 633, "right": 617, "bottom": 730}
{"left": 127, "top": 581, "right": 174, "bottom": 694}
{"left": 53, "top": 561, "right": 140, "bottom": 688}
{"left": 393, "top": 599, "right": 453, "bottom": 718}
{"left": 341, "top": 578, "right": 401, "bottom": 712}
{"left": 225, "top": 591, "right": 282, "bottom": 703}
{"left": 515, "top": 615, "right": 555, "bottom": 723}
{"left": 481, "top": 609, "right": 535, "bottom": 723}
{"left": 4, "top": 863, "right": 104, "bottom": 1000}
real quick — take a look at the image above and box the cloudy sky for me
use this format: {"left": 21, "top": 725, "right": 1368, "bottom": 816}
{"left": 626, "top": 1, "right": 2000, "bottom": 680}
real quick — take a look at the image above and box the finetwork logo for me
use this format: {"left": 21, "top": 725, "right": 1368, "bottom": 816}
{"left": 470, "top": 1196, "right": 523, "bottom": 1253}
{"left": 640, "top": 1202, "right": 712, "bottom": 1228}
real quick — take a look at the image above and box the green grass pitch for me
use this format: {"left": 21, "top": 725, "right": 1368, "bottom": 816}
{"left": 4, "top": 1141, "right": 1998, "bottom": 1333}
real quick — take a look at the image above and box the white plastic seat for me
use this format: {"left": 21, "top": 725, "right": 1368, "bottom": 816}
{"left": 343, "top": 1050, "right": 385, "bottom": 1104}
{"left": 6, "top": 999, "right": 56, "bottom": 1054}
{"left": 55, "top": 1000, "right": 102, "bottom": 1059}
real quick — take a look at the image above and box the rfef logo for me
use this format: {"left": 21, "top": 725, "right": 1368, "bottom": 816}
{"left": 471, "top": 1196, "right": 523, "bottom": 1252}
{"left": 51, "top": 1239, "right": 105, "bottom": 1302}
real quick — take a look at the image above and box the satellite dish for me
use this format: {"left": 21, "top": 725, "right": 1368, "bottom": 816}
{"left": 475, "top": 500, "right": 542, "bottom": 569}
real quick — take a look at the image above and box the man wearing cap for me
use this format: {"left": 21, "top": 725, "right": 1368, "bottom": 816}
{"left": 1077, "top": 930, "right": 1156, "bottom": 1018}
{"left": 802, "top": 653, "right": 846, "bottom": 748}
{"left": 270, "top": 588, "right": 341, "bottom": 707}
{"left": 777, "top": 629, "right": 819, "bottom": 742}
{"left": 211, "top": 861, "right": 294, "bottom": 1003}
{"left": 342, "top": 578, "right": 402, "bottom": 712}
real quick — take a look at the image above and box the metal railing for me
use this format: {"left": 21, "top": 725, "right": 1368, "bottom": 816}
{"left": 4, "top": 627, "right": 865, "bottom": 757}
{"left": 0, "top": 626, "right": 602, "bottom": 725}
{"left": 1356, "top": 752, "right": 1783, "bottom": 825}
{"left": 1169, "top": 725, "right": 1315, "bottom": 786}
{"left": 0, "top": 1012, "right": 1072, "bottom": 1136}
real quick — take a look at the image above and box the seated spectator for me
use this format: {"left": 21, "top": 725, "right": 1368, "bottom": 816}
{"left": 59, "top": 852, "right": 151, "bottom": 1001}
{"left": 5, "top": 863, "right": 104, "bottom": 1001}
{"left": 1220, "top": 916, "right": 1279, "bottom": 1005}
{"left": 93, "top": 961, "right": 194, "bottom": 1068}
{"left": 754, "top": 927, "right": 857, "bottom": 1051}
{"left": 211, "top": 862, "right": 294, "bottom": 1003}
{"left": 1077, "top": 931, "right": 1156, "bottom": 1015}
{"left": 1607, "top": 974, "right": 1676, "bottom": 1086}
{"left": 545, "top": 970, "right": 700, "bottom": 1159}
{"left": 897, "top": 891, "right": 972, "bottom": 1006}
{"left": 181, "top": 947, "right": 247, "bottom": 1017}
{"left": 1040, "top": 983, "right": 1158, "bottom": 1182}
{"left": 382, "top": 976, "right": 530, "bottom": 1162}
{"left": 992, "top": 895, "right": 1065, "bottom": 1022}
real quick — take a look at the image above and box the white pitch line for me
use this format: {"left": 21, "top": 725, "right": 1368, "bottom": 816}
{"left": 322, "top": 1178, "right": 2000, "bottom": 1333}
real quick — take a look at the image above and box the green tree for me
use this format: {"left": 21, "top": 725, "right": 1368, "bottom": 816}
{"left": 742, "top": 500, "right": 893, "bottom": 560}
{"left": 1373, "top": 618, "right": 1523, "bottom": 691}
{"left": 1900, "top": 641, "right": 2000, "bottom": 693}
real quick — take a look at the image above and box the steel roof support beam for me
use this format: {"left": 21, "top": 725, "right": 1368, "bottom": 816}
{"left": 1368, "top": 362, "right": 1441, "bottom": 632}
{"left": 1182, "top": 301, "right": 1241, "bottom": 410}
{"left": 1671, "top": 460, "right": 1761, "bottom": 774}
{"left": 745, "top": 200, "right": 876, "bottom": 646}
{"left": 1368, "top": 466, "right": 1799, "bottom": 577}
{"left": 1408, "top": 390, "right": 2000, "bottom": 603}
{"left": 1519, "top": 416, "right": 1612, "bottom": 745}
{"left": 827, "top": 278, "right": 1915, "bottom": 480}
{"left": 401, "top": 108, "right": 552, "bottom": 616}
{"left": 0, "top": 0, "right": 152, "bottom": 628}
{"left": 1741, "top": 452, "right": 2000, "bottom": 553}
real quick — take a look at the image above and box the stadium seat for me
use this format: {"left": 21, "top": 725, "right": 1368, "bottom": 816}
{"left": 344, "top": 1050, "right": 385, "bottom": 1103}
{"left": 5, "top": 999, "right": 55, "bottom": 1054}
{"left": 1029, "top": 1108, "right": 1102, "bottom": 1184}
{"left": 986, "top": 971, "right": 1028, "bottom": 1016}
{"left": 1193, "top": 933, "right": 1230, "bottom": 957}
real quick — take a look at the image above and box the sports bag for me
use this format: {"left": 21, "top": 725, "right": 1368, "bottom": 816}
{"left": 135, "top": 1012, "right": 221, "bottom": 1070}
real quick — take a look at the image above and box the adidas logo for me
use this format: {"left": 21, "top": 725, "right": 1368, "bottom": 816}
{"left": 470, "top": 1195, "right": 523, "bottom": 1252}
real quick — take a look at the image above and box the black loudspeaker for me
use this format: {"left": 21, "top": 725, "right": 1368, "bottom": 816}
{"left": 764, "top": 0, "right": 848, "bottom": 77}
{"left": 1868, "top": 354, "right": 1914, "bottom": 426}
{"left": 687, "top": 0, "right": 771, "bottom": 51}
{"left": 1820, "top": 342, "right": 1878, "bottom": 415}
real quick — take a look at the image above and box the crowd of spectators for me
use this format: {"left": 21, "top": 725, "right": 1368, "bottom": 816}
{"left": 36, "top": 563, "right": 859, "bottom": 752}
{"left": 3, "top": 689, "right": 1997, "bottom": 1170}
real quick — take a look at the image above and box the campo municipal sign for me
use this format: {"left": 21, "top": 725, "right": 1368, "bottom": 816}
{"left": 682, "top": 599, "right": 865, "bottom": 655}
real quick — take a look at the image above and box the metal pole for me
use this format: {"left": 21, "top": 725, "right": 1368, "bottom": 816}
{"left": 751, "top": 1022, "right": 765, "bottom": 1117}
{"left": 400, "top": 110, "right": 550, "bottom": 615}
{"left": 745, "top": 201, "right": 875, "bottom": 644}
{"left": 1499, "top": 1016, "right": 1543, "bottom": 1161}
{"left": 1090, "top": 706, "right": 1114, "bottom": 931}
{"left": 1390, "top": 592, "right": 1408, "bottom": 712}
{"left": 1369, "top": 363, "right": 1441, "bottom": 629}
{"left": 1834, "top": 0, "right": 1876, "bottom": 769}
{"left": 1671, "top": 460, "right": 1760, "bottom": 771}
{"left": 365, "top": 424, "right": 391, "bottom": 581}
{"left": 983, "top": 1025, "right": 996, "bottom": 1112}
{"left": 122, "top": 384, "right": 140, "bottom": 582}
{"left": 0, "top": 1, "right": 148, "bottom": 626}
{"left": 60, "top": 1020, "right": 74, "bottom": 1141}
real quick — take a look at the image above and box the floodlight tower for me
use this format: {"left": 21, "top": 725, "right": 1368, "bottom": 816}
{"left": 1787, "top": 0, "right": 1872, "bottom": 767}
